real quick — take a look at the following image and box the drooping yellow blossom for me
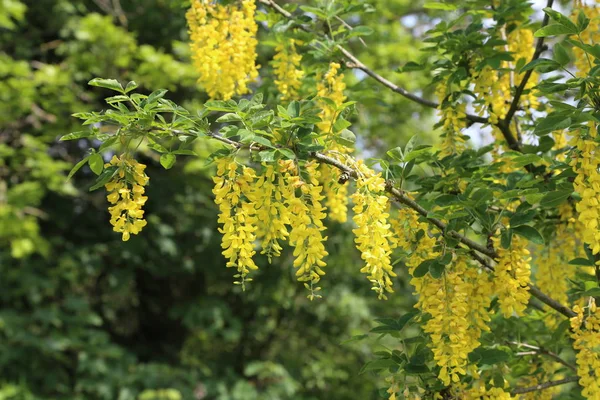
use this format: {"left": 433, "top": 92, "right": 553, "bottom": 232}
{"left": 283, "top": 161, "right": 329, "bottom": 299}
{"left": 507, "top": 27, "right": 539, "bottom": 111}
{"left": 572, "top": 1, "right": 600, "bottom": 77}
{"left": 104, "top": 155, "right": 149, "bottom": 241}
{"left": 460, "top": 385, "right": 515, "bottom": 400}
{"left": 272, "top": 39, "right": 304, "bottom": 101}
{"left": 436, "top": 82, "right": 467, "bottom": 157}
{"left": 493, "top": 235, "right": 531, "bottom": 317}
{"left": 316, "top": 62, "right": 346, "bottom": 134}
{"left": 186, "top": 0, "right": 259, "bottom": 100}
{"left": 471, "top": 24, "right": 539, "bottom": 128}
{"left": 213, "top": 158, "right": 259, "bottom": 288}
{"left": 320, "top": 163, "right": 348, "bottom": 223}
{"left": 253, "top": 163, "right": 291, "bottom": 261}
{"left": 391, "top": 207, "right": 493, "bottom": 385}
{"left": 351, "top": 161, "right": 396, "bottom": 299}
{"left": 570, "top": 299, "right": 600, "bottom": 399}
{"left": 419, "top": 256, "right": 493, "bottom": 386}
{"left": 535, "top": 204, "right": 580, "bottom": 328}
{"left": 570, "top": 123, "right": 600, "bottom": 254}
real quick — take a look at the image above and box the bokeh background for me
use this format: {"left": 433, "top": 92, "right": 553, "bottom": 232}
{"left": 1, "top": 0, "right": 569, "bottom": 399}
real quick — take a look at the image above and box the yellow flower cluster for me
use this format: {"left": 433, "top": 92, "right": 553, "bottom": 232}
{"left": 570, "top": 299, "right": 600, "bottom": 399}
{"left": 186, "top": 0, "right": 259, "bottom": 100}
{"left": 421, "top": 256, "right": 494, "bottom": 386}
{"left": 316, "top": 64, "right": 350, "bottom": 222}
{"left": 284, "top": 161, "right": 328, "bottom": 299}
{"left": 435, "top": 83, "right": 467, "bottom": 157}
{"left": 392, "top": 208, "right": 493, "bottom": 385}
{"left": 507, "top": 27, "right": 539, "bottom": 111}
{"left": 535, "top": 204, "right": 579, "bottom": 328}
{"left": 351, "top": 162, "right": 396, "bottom": 299}
{"left": 212, "top": 158, "right": 330, "bottom": 297}
{"left": 493, "top": 235, "right": 531, "bottom": 317}
{"left": 213, "top": 158, "right": 259, "bottom": 288}
{"left": 471, "top": 25, "right": 538, "bottom": 126}
{"left": 461, "top": 386, "right": 515, "bottom": 400}
{"left": 316, "top": 62, "right": 346, "bottom": 134}
{"left": 254, "top": 164, "right": 290, "bottom": 261}
{"left": 570, "top": 124, "right": 600, "bottom": 254}
{"left": 572, "top": 1, "right": 600, "bottom": 77}
{"left": 272, "top": 39, "right": 304, "bottom": 101}
{"left": 320, "top": 163, "right": 348, "bottom": 223}
{"left": 105, "top": 155, "right": 149, "bottom": 241}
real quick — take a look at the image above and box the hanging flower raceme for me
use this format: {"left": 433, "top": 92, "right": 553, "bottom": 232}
{"left": 507, "top": 27, "right": 539, "bottom": 111}
{"left": 535, "top": 204, "right": 580, "bottom": 328}
{"left": 105, "top": 155, "right": 149, "bottom": 241}
{"left": 571, "top": 124, "right": 600, "bottom": 254}
{"left": 213, "top": 158, "right": 259, "bottom": 288}
{"left": 283, "top": 161, "right": 329, "bottom": 300}
{"left": 253, "top": 163, "right": 291, "bottom": 262}
{"left": 351, "top": 162, "right": 396, "bottom": 299}
{"left": 186, "top": 0, "right": 259, "bottom": 100}
{"left": 570, "top": 299, "right": 600, "bottom": 399}
{"left": 493, "top": 235, "right": 531, "bottom": 317}
{"left": 316, "top": 63, "right": 350, "bottom": 222}
{"left": 419, "top": 256, "right": 493, "bottom": 386}
{"left": 435, "top": 82, "right": 467, "bottom": 157}
{"left": 572, "top": 1, "right": 600, "bottom": 77}
{"left": 272, "top": 39, "right": 304, "bottom": 101}
{"left": 316, "top": 62, "right": 346, "bottom": 134}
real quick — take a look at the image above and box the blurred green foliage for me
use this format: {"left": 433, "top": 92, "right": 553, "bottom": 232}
{"left": 0, "top": 0, "right": 425, "bottom": 398}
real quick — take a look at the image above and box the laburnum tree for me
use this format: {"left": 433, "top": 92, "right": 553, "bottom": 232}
{"left": 64, "top": 0, "right": 600, "bottom": 398}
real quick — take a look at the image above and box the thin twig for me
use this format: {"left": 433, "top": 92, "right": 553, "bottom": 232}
{"left": 510, "top": 376, "right": 579, "bottom": 395}
{"left": 510, "top": 341, "right": 577, "bottom": 372}
{"left": 258, "top": 0, "right": 487, "bottom": 124}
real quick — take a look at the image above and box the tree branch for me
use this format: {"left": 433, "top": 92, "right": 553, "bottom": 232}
{"left": 195, "top": 128, "right": 576, "bottom": 318}
{"left": 502, "top": 0, "right": 554, "bottom": 126}
{"left": 258, "top": 0, "right": 487, "bottom": 124}
{"left": 510, "top": 376, "right": 579, "bottom": 395}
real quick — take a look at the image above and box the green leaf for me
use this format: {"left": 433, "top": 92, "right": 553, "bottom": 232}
{"left": 88, "top": 78, "right": 124, "bottom": 93}
{"left": 359, "top": 359, "right": 397, "bottom": 374}
{"left": 543, "top": 8, "right": 579, "bottom": 33}
{"left": 397, "top": 310, "right": 419, "bottom": 331}
{"left": 511, "top": 154, "right": 542, "bottom": 167}
{"left": 553, "top": 43, "right": 570, "bottom": 66}
{"left": 540, "top": 190, "right": 572, "bottom": 208}
{"left": 88, "top": 153, "right": 104, "bottom": 175}
{"left": 147, "top": 89, "right": 168, "bottom": 104}
{"left": 258, "top": 150, "right": 277, "bottom": 162}
{"left": 347, "top": 26, "right": 374, "bottom": 38}
{"left": 336, "top": 129, "right": 356, "bottom": 147}
{"left": 534, "top": 115, "right": 572, "bottom": 136}
{"left": 413, "top": 260, "right": 433, "bottom": 278}
{"left": 60, "top": 130, "right": 96, "bottom": 141}
{"left": 569, "top": 258, "right": 595, "bottom": 267}
{"left": 89, "top": 166, "right": 118, "bottom": 191}
{"left": 429, "top": 261, "right": 445, "bottom": 279}
{"left": 217, "top": 113, "right": 242, "bottom": 123}
{"left": 160, "top": 153, "right": 176, "bottom": 169}
{"left": 520, "top": 58, "right": 561, "bottom": 73}
{"left": 277, "top": 148, "right": 296, "bottom": 160}
{"left": 403, "top": 363, "right": 430, "bottom": 374}
{"left": 125, "top": 81, "right": 138, "bottom": 93}
{"left": 512, "top": 225, "right": 545, "bottom": 245}
{"left": 501, "top": 228, "right": 512, "bottom": 249}
{"left": 534, "top": 24, "right": 576, "bottom": 38}
{"left": 66, "top": 155, "right": 91, "bottom": 181}
{"left": 476, "top": 349, "right": 510, "bottom": 365}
